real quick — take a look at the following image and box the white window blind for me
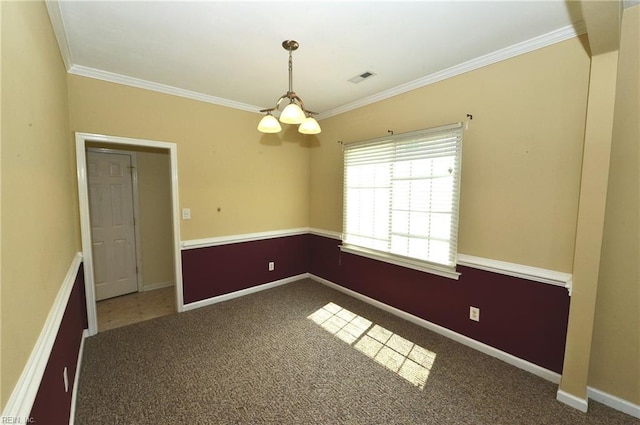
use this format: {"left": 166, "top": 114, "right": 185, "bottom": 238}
{"left": 342, "top": 123, "right": 463, "bottom": 275}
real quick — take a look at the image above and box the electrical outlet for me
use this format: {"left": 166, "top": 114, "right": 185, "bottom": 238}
{"left": 182, "top": 208, "right": 191, "bottom": 220}
{"left": 469, "top": 306, "right": 480, "bottom": 322}
{"left": 63, "top": 367, "right": 69, "bottom": 393}
{"left": 268, "top": 261, "right": 275, "bottom": 271}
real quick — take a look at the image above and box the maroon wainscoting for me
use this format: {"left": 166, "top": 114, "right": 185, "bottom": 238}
{"left": 308, "top": 234, "right": 570, "bottom": 373}
{"left": 181, "top": 234, "right": 310, "bottom": 304}
{"left": 30, "top": 264, "right": 88, "bottom": 425}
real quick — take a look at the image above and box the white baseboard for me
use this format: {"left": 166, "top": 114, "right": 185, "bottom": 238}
{"left": 68, "top": 329, "right": 89, "bottom": 425}
{"left": 557, "top": 389, "right": 589, "bottom": 412}
{"left": 182, "top": 273, "right": 311, "bottom": 312}
{"left": 309, "top": 274, "right": 562, "bottom": 385}
{"left": 141, "top": 280, "right": 174, "bottom": 292}
{"left": 1, "top": 252, "right": 83, "bottom": 421}
{"left": 175, "top": 272, "right": 640, "bottom": 419}
{"left": 311, "top": 274, "right": 639, "bottom": 418}
{"left": 588, "top": 387, "right": 640, "bottom": 419}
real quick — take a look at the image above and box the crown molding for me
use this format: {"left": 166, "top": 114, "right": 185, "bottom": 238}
{"left": 48, "top": 4, "right": 585, "bottom": 121}
{"left": 318, "top": 22, "right": 587, "bottom": 120}
{"left": 45, "top": 0, "right": 73, "bottom": 71}
{"left": 68, "top": 65, "right": 262, "bottom": 114}
{"left": 623, "top": 0, "right": 640, "bottom": 9}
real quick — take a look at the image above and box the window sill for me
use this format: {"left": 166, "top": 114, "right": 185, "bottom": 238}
{"left": 339, "top": 244, "right": 460, "bottom": 280}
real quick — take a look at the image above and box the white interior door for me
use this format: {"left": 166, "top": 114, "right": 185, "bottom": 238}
{"left": 87, "top": 150, "right": 139, "bottom": 301}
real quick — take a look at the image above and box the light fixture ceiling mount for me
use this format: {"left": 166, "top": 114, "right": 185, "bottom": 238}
{"left": 281, "top": 39, "right": 299, "bottom": 52}
{"left": 257, "top": 40, "right": 321, "bottom": 135}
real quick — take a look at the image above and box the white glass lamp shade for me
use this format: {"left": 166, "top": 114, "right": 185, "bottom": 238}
{"left": 298, "top": 116, "right": 321, "bottom": 134}
{"left": 257, "top": 114, "right": 282, "bottom": 133}
{"left": 279, "top": 103, "right": 305, "bottom": 124}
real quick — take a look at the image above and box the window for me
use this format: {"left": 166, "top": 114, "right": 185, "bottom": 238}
{"left": 342, "top": 123, "right": 463, "bottom": 279}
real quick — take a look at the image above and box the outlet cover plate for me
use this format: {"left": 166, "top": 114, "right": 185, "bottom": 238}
{"left": 470, "top": 306, "right": 480, "bottom": 322}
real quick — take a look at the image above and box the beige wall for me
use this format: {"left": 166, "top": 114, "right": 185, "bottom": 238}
{"left": 560, "top": 48, "right": 620, "bottom": 402}
{"left": 137, "top": 150, "right": 174, "bottom": 289}
{"left": 67, "top": 75, "right": 311, "bottom": 241}
{"left": 1, "top": 1, "right": 80, "bottom": 408}
{"left": 310, "top": 36, "right": 591, "bottom": 272}
{"left": 589, "top": 4, "right": 640, "bottom": 404}
{"left": 0, "top": 0, "right": 4, "bottom": 406}
{"left": 2, "top": 0, "right": 636, "bottom": 412}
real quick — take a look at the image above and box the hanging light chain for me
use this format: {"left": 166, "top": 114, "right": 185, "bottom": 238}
{"left": 288, "top": 48, "right": 294, "bottom": 95}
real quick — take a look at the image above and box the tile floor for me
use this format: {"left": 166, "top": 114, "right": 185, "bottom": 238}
{"left": 97, "top": 286, "right": 175, "bottom": 331}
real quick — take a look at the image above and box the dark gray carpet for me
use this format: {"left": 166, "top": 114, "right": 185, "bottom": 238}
{"left": 75, "top": 278, "right": 638, "bottom": 424}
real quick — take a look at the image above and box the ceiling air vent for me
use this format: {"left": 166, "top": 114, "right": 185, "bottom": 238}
{"left": 348, "top": 71, "right": 376, "bottom": 84}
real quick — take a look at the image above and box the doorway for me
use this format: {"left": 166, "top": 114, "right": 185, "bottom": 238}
{"left": 87, "top": 149, "right": 141, "bottom": 301}
{"left": 76, "top": 133, "right": 184, "bottom": 336}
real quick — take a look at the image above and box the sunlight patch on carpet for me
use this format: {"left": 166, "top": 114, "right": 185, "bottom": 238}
{"left": 308, "top": 302, "right": 436, "bottom": 389}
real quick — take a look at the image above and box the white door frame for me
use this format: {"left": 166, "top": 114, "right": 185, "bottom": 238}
{"left": 76, "top": 132, "right": 184, "bottom": 336}
{"left": 87, "top": 148, "right": 145, "bottom": 295}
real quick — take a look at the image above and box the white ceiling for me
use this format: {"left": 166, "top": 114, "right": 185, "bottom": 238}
{"left": 49, "top": 1, "right": 593, "bottom": 119}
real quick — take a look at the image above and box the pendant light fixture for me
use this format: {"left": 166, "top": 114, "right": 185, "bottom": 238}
{"left": 258, "top": 40, "right": 321, "bottom": 135}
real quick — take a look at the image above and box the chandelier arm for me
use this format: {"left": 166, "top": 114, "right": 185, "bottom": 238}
{"left": 288, "top": 93, "right": 306, "bottom": 113}
{"left": 275, "top": 93, "right": 291, "bottom": 110}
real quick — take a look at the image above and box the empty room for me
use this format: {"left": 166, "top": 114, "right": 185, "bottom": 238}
{"left": 1, "top": 1, "right": 639, "bottom": 424}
